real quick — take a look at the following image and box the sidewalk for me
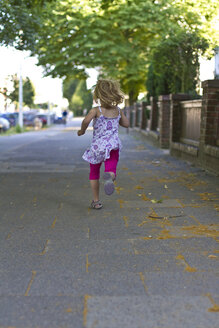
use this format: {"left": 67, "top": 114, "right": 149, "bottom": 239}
{"left": 0, "top": 121, "right": 219, "bottom": 327}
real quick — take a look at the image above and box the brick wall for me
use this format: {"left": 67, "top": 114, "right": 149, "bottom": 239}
{"left": 150, "top": 97, "right": 159, "bottom": 131}
{"left": 124, "top": 79, "right": 219, "bottom": 174}
{"left": 201, "top": 80, "right": 219, "bottom": 147}
{"left": 199, "top": 80, "right": 219, "bottom": 173}
{"left": 141, "top": 102, "right": 147, "bottom": 130}
{"left": 158, "top": 95, "right": 171, "bottom": 148}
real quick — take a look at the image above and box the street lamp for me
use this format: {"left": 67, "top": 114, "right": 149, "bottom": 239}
{"left": 214, "top": 47, "right": 219, "bottom": 79}
{"left": 18, "top": 62, "right": 23, "bottom": 127}
{"left": 47, "top": 101, "right": 51, "bottom": 126}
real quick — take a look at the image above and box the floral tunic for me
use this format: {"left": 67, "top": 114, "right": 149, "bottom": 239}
{"left": 82, "top": 106, "right": 122, "bottom": 164}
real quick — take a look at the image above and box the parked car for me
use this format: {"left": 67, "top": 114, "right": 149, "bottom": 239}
{"left": 54, "top": 116, "right": 64, "bottom": 124}
{"left": 50, "top": 113, "right": 56, "bottom": 124}
{"left": 0, "top": 117, "right": 10, "bottom": 131}
{"left": 0, "top": 112, "right": 19, "bottom": 126}
{"left": 23, "top": 112, "right": 36, "bottom": 126}
{"left": 0, "top": 114, "right": 10, "bottom": 126}
{"left": 36, "top": 114, "right": 47, "bottom": 126}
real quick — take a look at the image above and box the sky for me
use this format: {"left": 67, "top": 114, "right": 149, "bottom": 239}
{"left": 0, "top": 45, "right": 215, "bottom": 108}
{"left": 0, "top": 46, "right": 98, "bottom": 108}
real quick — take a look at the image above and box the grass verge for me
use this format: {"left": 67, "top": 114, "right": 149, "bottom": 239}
{"left": 0, "top": 125, "right": 34, "bottom": 136}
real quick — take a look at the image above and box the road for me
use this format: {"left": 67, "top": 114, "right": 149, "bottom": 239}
{"left": 0, "top": 118, "right": 219, "bottom": 327}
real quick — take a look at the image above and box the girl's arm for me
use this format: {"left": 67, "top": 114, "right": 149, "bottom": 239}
{"left": 77, "top": 108, "right": 97, "bottom": 136}
{"left": 119, "top": 109, "right": 129, "bottom": 128}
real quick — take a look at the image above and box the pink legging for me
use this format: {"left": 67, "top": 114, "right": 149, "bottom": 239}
{"left": 89, "top": 149, "right": 119, "bottom": 180}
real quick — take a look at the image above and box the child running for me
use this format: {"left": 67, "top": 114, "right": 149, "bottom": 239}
{"left": 77, "top": 79, "right": 129, "bottom": 209}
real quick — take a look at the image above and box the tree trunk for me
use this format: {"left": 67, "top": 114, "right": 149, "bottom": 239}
{"left": 128, "top": 90, "right": 137, "bottom": 106}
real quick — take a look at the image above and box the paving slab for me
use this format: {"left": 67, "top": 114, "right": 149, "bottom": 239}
{"left": 0, "top": 270, "right": 32, "bottom": 296}
{"left": 0, "top": 296, "right": 83, "bottom": 328}
{"left": 86, "top": 295, "right": 219, "bottom": 328}
{"left": 140, "top": 271, "right": 219, "bottom": 296}
{"left": 84, "top": 253, "right": 181, "bottom": 273}
{"left": 131, "top": 237, "right": 219, "bottom": 254}
{"left": 176, "top": 252, "right": 219, "bottom": 273}
{"left": 27, "top": 271, "right": 146, "bottom": 297}
{"left": 42, "top": 238, "right": 135, "bottom": 256}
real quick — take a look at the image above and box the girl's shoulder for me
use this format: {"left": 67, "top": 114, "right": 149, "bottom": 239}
{"left": 93, "top": 106, "right": 102, "bottom": 118}
{"left": 88, "top": 106, "right": 99, "bottom": 118}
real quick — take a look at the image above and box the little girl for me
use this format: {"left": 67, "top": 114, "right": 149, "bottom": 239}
{"left": 77, "top": 79, "right": 129, "bottom": 209}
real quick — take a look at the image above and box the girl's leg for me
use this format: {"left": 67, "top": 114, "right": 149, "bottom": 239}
{"left": 104, "top": 149, "right": 119, "bottom": 178}
{"left": 90, "top": 180, "right": 100, "bottom": 202}
{"left": 90, "top": 163, "right": 102, "bottom": 202}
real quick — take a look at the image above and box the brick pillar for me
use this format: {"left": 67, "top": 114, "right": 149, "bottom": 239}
{"left": 198, "top": 80, "right": 219, "bottom": 173}
{"left": 133, "top": 103, "right": 137, "bottom": 127}
{"left": 158, "top": 95, "right": 171, "bottom": 148}
{"left": 150, "top": 96, "right": 158, "bottom": 131}
{"left": 170, "top": 94, "right": 192, "bottom": 144}
{"left": 201, "top": 80, "right": 219, "bottom": 147}
{"left": 135, "top": 103, "right": 142, "bottom": 127}
{"left": 141, "top": 102, "right": 147, "bottom": 130}
{"left": 130, "top": 105, "right": 135, "bottom": 127}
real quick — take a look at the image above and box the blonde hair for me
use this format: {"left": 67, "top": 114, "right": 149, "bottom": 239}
{"left": 93, "top": 79, "right": 124, "bottom": 108}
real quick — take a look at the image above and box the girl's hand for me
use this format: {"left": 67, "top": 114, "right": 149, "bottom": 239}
{"left": 77, "top": 129, "right": 85, "bottom": 136}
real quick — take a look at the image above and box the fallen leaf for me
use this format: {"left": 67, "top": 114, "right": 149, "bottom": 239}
{"left": 142, "top": 193, "right": 150, "bottom": 201}
{"left": 115, "top": 186, "right": 124, "bottom": 194}
{"left": 117, "top": 199, "right": 125, "bottom": 208}
{"left": 198, "top": 192, "right": 217, "bottom": 201}
{"left": 151, "top": 199, "right": 163, "bottom": 204}
{"left": 135, "top": 185, "right": 144, "bottom": 190}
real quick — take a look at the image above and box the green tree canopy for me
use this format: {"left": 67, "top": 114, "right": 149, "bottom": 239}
{"left": 33, "top": 0, "right": 219, "bottom": 103}
{"left": 0, "top": 0, "right": 54, "bottom": 51}
{"left": 23, "top": 77, "right": 35, "bottom": 106}
{"left": 63, "top": 77, "right": 79, "bottom": 105}
{"left": 63, "top": 76, "right": 93, "bottom": 114}
{"left": 8, "top": 74, "right": 35, "bottom": 107}
{"left": 144, "top": 0, "right": 219, "bottom": 99}
{"left": 8, "top": 75, "right": 19, "bottom": 106}
{"left": 70, "top": 79, "right": 93, "bottom": 115}
{"left": 1, "top": 1, "right": 218, "bottom": 103}
{"left": 146, "top": 30, "right": 209, "bottom": 99}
